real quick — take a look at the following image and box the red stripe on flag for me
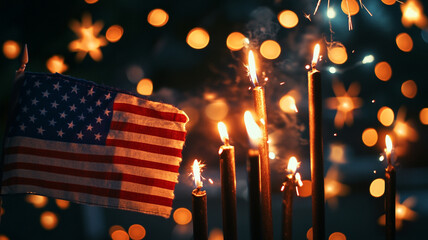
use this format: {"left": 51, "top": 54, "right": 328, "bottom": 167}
{"left": 5, "top": 147, "right": 179, "bottom": 172}
{"left": 105, "top": 139, "right": 182, "bottom": 158}
{"left": 113, "top": 103, "right": 188, "bottom": 123}
{"left": 2, "top": 177, "right": 173, "bottom": 207}
{"left": 3, "top": 162, "right": 176, "bottom": 190}
{"left": 110, "top": 121, "right": 186, "bottom": 141}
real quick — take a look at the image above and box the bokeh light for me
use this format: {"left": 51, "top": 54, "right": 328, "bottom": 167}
{"left": 362, "top": 128, "right": 378, "bottom": 147}
{"left": 0, "top": 235, "right": 9, "bottom": 240}
{"left": 401, "top": 0, "right": 428, "bottom": 28}
{"left": 26, "top": 194, "right": 48, "bottom": 208}
{"left": 186, "top": 28, "right": 210, "bottom": 49}
{"left": 341, "top": 0, "right": 360, "bottom": 16}
{"left": 381, "top": 0, "right": 396, "bottom": 5}
{"left": 401, "top": 80, "right": 417, "bottom": 98}
{"left": 68, "top": 14, "right": 107, "bottom": 61}
{"left": 420, "top": 108, "right": 428, "bottom": 125}
{"left": 306, "top": 227, "right": 313, "bottom": 240}
{"left": 297, "top": 180, "right": 312, "bottom": 197}
{"left": 55, "top": 199, "right": 70, "bottom": 209}
{"left": 327, "top": 8, "right": 337, "bottom": 19}
{"left": 329, "top": 232, "right": 346, "bottom": 240}
{"left": 126, "top": 65, "right": 144, "bottom": 83}
{"left": 111, "top": 230, "right": 130, "bottom": 240}
{"left": 109, "top": 225, "right": 126, "bottom": 236}
{"left": 208, "top": 228, "right": 224, "bottom": 240}
{"left": 173, "top": 208, "right": 192, "bottom": 225}
{"left": 106, "top": 25, "right": 124, "bottom": 43}
{"left": 226, "top": 32, "right": 246, "bottom": 51}
{"left": 205, "top": 100, "right": 228, "bottom": 121}
{"left": 128, "top": 224, "right": 146, "bottom": 240}
{"left": 327, "top": 42, "right": 348, "bottom": 64}
{"left": 279, "top": 95, "right": 298, "bottom": 113}
{"left": 362, "top": 55, "right": 374, "bottom": 64}
{"left": 85, "top": 0, "right": 99, "bottom": 4}
{"left": 147, "top": 9, "right": 169, "bottom": 27}
{"left": 396, "top": 33, "right": 413, "bottom": 52}
{"left": 278, "top": 10, "right": 299, "bottom": 28}
{"left": 329, "top": 144, "right": 346, "bottom": 164}
{"left": 46, "top": 55, "right": 68, "bottom": 74}
{"left": 181, "top": 106, "right": 199, "bottom": 130}
{"left": 370, "top": 178, "right": 385, "bottom": 197}
{"left": 3, "top": 40, "right": 20, "bottom": 59}
{"left": 260, "top": 40, "right": 281, "bottom": 60}
{"left": 329, "top": 67, "right": 337, "bottom": 74}
{"left": 374, "top": 61, "right": 392, "bottom": 81}
{"left": 377, "top": 107, "right": 395, "bottom": 126}
{"left": 40, "top": 211, "right": 58, "bottom": 230}
{"left": 136, "top": 78, "right": 153, "bottom": 96}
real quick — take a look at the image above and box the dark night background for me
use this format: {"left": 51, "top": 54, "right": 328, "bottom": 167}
{"left": 1, "top": 0, "right": 428, "bottom": 239}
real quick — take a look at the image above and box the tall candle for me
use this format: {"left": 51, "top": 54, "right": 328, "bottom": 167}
{"left": 281, "top": 157, "right": 301, "bottom": 240}
{"left": 247, "top": 149, "right": 262, "bottom": 240}
{"left": 191, "top": 160, "right": 208, "bottom": 240}
{"left": 218, "top": 122, "right": 238, "bottom": 240}
{"left": 385, "top": 135, "right": 396, "bottom": 240}
{"left": 307, "top": 44, "right": 325, "bottom": 240}
{"left": 248, "top": 51, "right": 273, "bottom": 240}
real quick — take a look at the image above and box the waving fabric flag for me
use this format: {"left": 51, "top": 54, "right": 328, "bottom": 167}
{"left": 1, "top": 72, "right": 188, "bottom": 218}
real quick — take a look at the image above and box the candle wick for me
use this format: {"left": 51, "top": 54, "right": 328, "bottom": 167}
{"left": 225, "top": 138, "right": 230, "bottom": 146}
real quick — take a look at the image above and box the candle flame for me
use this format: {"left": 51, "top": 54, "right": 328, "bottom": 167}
{"left": 287, "top": 156, "right": 300, "bottom": 174}
{"left": 217, "top": 122, "right": 229, "bottom": 144}
{"left": 192, "top": 159, "right": 203, "bottom": 188}
{"left": 311, "top": 43, "right": 320, "bottom": 68}
{"left": 385, "top": 135, "right": 393, "bottom": 155}
{"left": 295, "top": 172, "right": 303, "bottom": 187}
{"left": 244, "top": 111, "right": 262, "bottom": 148}
{"left": 248, "top": 50, "right": 259, "bottom": 86}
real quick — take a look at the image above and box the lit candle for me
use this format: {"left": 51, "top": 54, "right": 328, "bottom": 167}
{"left": 248, "top": 50, "right": 273, "bottom": 240}
{"left": 384, "top": 135, "right": 396, "bottom": 240}
{"left": 218, "top": 122, "right": 238, "bottom": 240}
{"left": 191, "top": 159, "right": 208, "bottom": 240}
{"left": 244, "top": 111, "right": 262, "bottom": 240}
{"left": 307, "top": 43, "right": 325, "bottom": 240}
{"left": 281, "top": 156, "right": 302, "bottom": 240}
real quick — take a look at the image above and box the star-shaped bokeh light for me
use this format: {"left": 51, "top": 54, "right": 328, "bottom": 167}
{"left": 69, "top": 14, "right": 107, "bottom": 61}
{"left": 327, "top": 80, "right": 363, "bottom": 129}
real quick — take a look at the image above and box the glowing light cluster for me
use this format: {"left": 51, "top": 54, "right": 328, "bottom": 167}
{"left": 326, "top": 81, "right": 362, "bottom": 129}
{"left": 401, "top": 0, "right": 428, "bottom": 29}
{"left": 46, "top": 55, "right": 68, "bottom": 74}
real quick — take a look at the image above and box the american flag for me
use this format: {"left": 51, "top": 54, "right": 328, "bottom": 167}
{"left": 1, "top": 72, "right": 188, "bottom": 218}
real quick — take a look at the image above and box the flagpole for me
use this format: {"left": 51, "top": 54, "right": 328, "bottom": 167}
{"left": 1, "top": 44, "right": 29, "bottom": 223}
